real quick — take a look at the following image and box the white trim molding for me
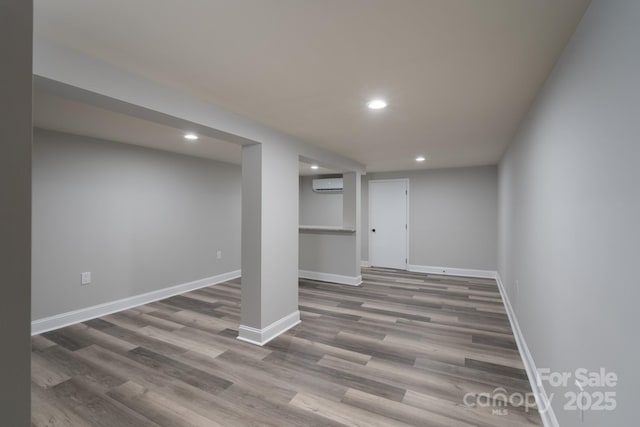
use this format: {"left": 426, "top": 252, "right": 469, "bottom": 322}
{"left": 299, "top": 270, "right": 362, "bottom": 286}
{"left": 360, "top": 260, "right": 370, "bottom": 268}
{"left": 237, "top": 310, "right": 301, "bottom": 346}
{"left": 495, "top": 273, "right": 558, "bottom": 427}
{"left": 407, "top": 264, "right": 496, "bottom": 279}
{"left": 31, "top": 269, "right": 241, "bottom": 335}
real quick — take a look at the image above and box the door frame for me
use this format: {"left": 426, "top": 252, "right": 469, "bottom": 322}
{"left": 368, "top": 178, "right": 410, "bottom": 270}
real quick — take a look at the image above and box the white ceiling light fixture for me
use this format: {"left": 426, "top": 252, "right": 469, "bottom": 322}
{"left": 310, "top": 165, "right": 319, "bottom": 170}
{"left": 184, "top": 133, "right": 199, "bottom": 140}
{"left": 416, "top": 156, "right": 426, "bottom": 162}
{"left": 367, "top": 99, "right": 387, "bottom": 110}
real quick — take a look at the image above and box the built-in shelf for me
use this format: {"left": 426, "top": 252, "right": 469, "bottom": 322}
{"left": 299, "top": 225, "right": 355, "bottom": 233}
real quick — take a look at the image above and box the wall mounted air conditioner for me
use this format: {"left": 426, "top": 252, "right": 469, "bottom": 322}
{"left": 312, "top": 178, "right": 343, "bottom": 193}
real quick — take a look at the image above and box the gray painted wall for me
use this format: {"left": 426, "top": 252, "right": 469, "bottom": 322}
{"left": 299, "top": 176, "right": 343, "bottom": 226}
{"left": 342, "top": 172, "right": 362, "bottom": 278}
{"left": 498, "top": 1, "right": 639, "bottom": 425}
{"left": 32, "top": 129, "right": 241, "bottom": 320}
{"left": 299, "top": 233, "right": 358, "bottom": 277}
{"left": 0, "top": 0, "right": 32, "bottom": 423}
{"left": 361, "top": 167, "right": 498, "bottom": 271}
{"left": 298, "top": 175, "right": 360, "bottom": 278}
{"left": 251, "top": 142, "right": 300, "bottom": 327}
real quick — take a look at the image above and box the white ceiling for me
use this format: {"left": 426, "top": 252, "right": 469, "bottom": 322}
{"left": 33, "top": 91, "right": 341, "bottom": 176}
{"left": 34, "top": 91, "right": 242, "bottom": 165}
{"left": 34, "top": 0, "right": 589, "bottom": 172}
{"left": 298, "top": 162, "right": 341, "bottom": 177}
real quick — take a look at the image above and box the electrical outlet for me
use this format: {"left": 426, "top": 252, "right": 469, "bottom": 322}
{"left": 81, "top": 272, "right": 91, "bottom": 285}
{"left": 216, "top": 250, "right": 222, "bottom": 260}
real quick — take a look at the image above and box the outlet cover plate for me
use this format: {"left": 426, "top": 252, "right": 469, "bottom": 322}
{"left": 81, "top": 272, "right": 91, "bottom": 285}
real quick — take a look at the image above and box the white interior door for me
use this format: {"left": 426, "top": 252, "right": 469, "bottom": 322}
{"left": 369, "top": 180, "right": 408, "bottom": 269}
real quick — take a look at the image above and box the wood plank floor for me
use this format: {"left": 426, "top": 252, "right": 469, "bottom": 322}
{"left": 31, "top": 268, "right": 542, "bottom": 426}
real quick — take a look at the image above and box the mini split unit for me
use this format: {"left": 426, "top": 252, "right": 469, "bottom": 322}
{"left": 312, "top": 178, "right": 343, "bottom": 193}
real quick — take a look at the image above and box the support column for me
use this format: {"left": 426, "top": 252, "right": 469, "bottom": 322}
{"left": 238, "top": 143, "right": 301, "bottom": 345}
{"left": 0, "top": 0, "right": 32, "bottom": 424}
{"left": 343, "top": 172, "right": 362, "bottom": 279}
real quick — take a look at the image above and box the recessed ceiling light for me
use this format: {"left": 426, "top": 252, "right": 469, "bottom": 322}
{"left": 184, "top": 133, "right": 199, "bottom": 140}
{"left": 367, "top": 99, "right": 387, "bottom": 110}
{"left": 311, "top": 165, "right": 319, "bottom": 170}
{"left": 416, "top": 156, "right": 426, "bottom": 162}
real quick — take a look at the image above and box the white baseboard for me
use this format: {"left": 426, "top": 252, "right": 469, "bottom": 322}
{"left": 237, "top": 310, "right": 301, "bottom": 346}
{"left": 360, "top": 260, "right": 370, "bottom": 268}
{"left": 407, "top": 264, "right": 497, "bottom": 279}
{"left": 495, "top": 273, "right": 558, "bottom": 427}
{"left": 31, "top": 269, "right": 241, "bottom": 336}
{"left": 299, "top": 270, "right": 362, "bottom": 286}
